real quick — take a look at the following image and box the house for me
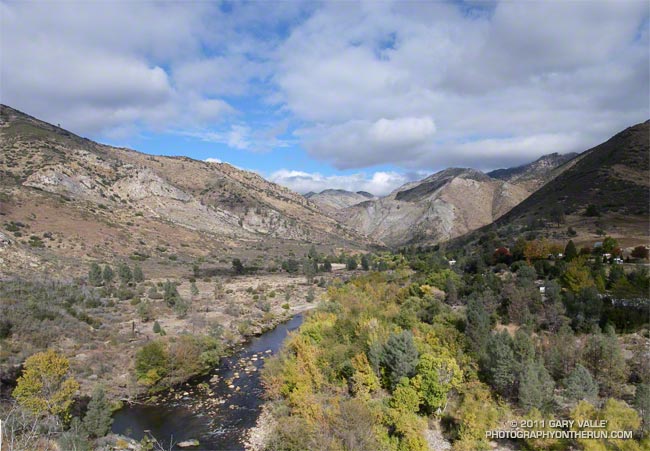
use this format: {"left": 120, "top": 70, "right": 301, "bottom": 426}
{"left": 613, "top": 257, "right": 624, "bottom": 265}
{"left": 594, "top": 241, "right": 603, "bottom": 249}
{"left": 448, "top": 260, "right": 457, "bottom": 266}
{"left": 539, "top": 286, "right": 546, "bottom": 294}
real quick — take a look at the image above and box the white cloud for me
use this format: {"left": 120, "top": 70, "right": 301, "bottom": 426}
{"left": 299, "top": 116, "right": 435, "bottom": 169}
{"left": 205, "top": 158, "right": 222, "bottom": 164}
{"left": 1, "top": 0, "right": 647, "bottom": 174}
{"left": 275, "top": 0, "right": 649, "bottom": 170}
{"left": 268, "top": 169, "right": 417, "bottom": 196}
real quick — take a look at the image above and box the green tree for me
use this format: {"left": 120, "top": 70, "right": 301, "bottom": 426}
{"left": 380, "top": 331, "right": 419, "bottom": 389}
{"left": 466, "top": 297, "right": 491, "bottom": 358}
{"left": 518, "top": 359, "right": 554, "bottom": 412}
{"left": 12, "top": 349, "right": 80, "bottom": 421}
{"left": 102, "top": 265, "right": 114, "bottom": 284}
{"left": 118, "top": 263, "right": 132, "bottom": 284}
{"left": 138, "top": 300, "right": 153, "bottom": 322}
{"left": 602, "top": 236, "right": 618, "bottom": 253}
{"left": 582, "top": 326, "right": 628, "bottom": 397}
{"left": 565, "top": 240, "right": 578, "bottom": 262}
{"left": 163, "top": 280, "right": 180, "bottom": 307}
{"left": 635, "top": 384, "right": 650, "bottom": 434}
{"left": 190, "top": 281, "right": 199, "bottom": 297}
{"left": 361, "top": 254, "right": 370, "bottom": 271}
{"left": 563, "top": 259, "right": 595, "bottom": 293}
{"left": 83, "top": 385, "right": 113, "bottom": 438}
{"left": 413, "top": 354, "right": 462, "bottom": 414}
{"left": 563, "top": 364, "right": 598, "bottom": 403}
{"left": 585, "top": 204, "right": 600, "bottom": 217}
{"left": 389, "top": 377, "right": 420, "bottom": 412}
{"left": 346, "top": 257, "right": 358, "bottom": 270}
{"left": 232, "top": 258, "right": 245, "bottom": 274}
{"left": 88, "top": 263, "right": 103, "bottom": 286}
{"left": 486, "top": 331, "right": 516, "bottom": 398}
{"left": 133, "top": 264, "right": 144, "bottom": 283}
{"left": 153, "top": 320, "right": 162, "bottom": 334}
{"left": 445, "top": 277, "right": 458, "bottom": 304}
{"left": 323, "top": 260, "right": 332, "bottom": 272}
{"left": 135, "top": 341, "right": 169, "bottom": 386}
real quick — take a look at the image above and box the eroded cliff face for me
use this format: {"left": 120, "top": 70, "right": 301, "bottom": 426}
{"left": 342, "top": 169, "right": 530, "bottom": 247}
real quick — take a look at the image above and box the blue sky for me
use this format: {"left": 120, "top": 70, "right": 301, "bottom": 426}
{"left": 2, "top": 0, "right": 648, "bottom": 195}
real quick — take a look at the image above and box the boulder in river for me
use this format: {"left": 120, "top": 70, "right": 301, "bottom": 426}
{"left": 177, "top": 439, "right": 200, "bottom": 447}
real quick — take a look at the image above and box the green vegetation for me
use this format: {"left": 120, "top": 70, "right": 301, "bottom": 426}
{"left": 261, "top": 236, "right": 649, "bottom": 451}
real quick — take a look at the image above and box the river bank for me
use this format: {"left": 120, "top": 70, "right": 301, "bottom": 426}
{"left": 111, "top": 313, "right": 307, "bottom": 451}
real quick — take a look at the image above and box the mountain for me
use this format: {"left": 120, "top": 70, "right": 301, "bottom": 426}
{"left": 488, "top": 152, "right": 579, "bottom": 192}
{"left": 341, "top": 168, "right": 531, "bottom": 247}
{"left": 498, "top": 120, "right": 650, "bottom": 230}
{"left": 0, "top": 105, "right": 367, "bottom": 276}
{"left": 305, "top": 189, "right": 376, "bottom": 212}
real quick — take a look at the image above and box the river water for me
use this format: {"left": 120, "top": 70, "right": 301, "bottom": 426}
{"left": 112, "top": 314, "right": 304, "bottom": 451}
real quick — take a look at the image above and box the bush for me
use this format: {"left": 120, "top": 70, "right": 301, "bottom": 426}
{"left": 135, "top": 341, "right": 169, "bottom": 386}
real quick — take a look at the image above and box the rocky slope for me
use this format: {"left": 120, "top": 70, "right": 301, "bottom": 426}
{"left": 488, "top": 152, "right": 579, "bottom": 192}
{"left": 342, "top": 168, "right": 531, "bottom": 247}
{"left": 304, "top": 189, "right": 376, "bottom": 212}
{"left": 0, "top": 105, "right": 367, "bottom": 276}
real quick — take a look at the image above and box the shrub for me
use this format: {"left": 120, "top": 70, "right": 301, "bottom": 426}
{"left": 135, "top": 341, "right": 169, "bottom": 386}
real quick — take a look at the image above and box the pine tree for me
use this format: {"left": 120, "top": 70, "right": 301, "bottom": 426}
{"left": 89, "top": 263, "right": 103, "bottom": 286}
{"left": 83, "top": 385, "right": 113, "bottom": 438}
{"left": 565, "top": 240, "right": 577, "bottom": 261}
{"left": 635, "top": 384, "right": 650, "bottom": 433}
{"left": 133, "top": 264, "right": 144, "bottom": 283}
{"left": 323, "top": 260, "right": 332, "bottom": 272}
{"left": 346, "top": 257, "right": 358, "bottom": 270}
{"left": 190, "top": 281, "right": 199, "bottom": 297}
{"left": 102, "top": 265, "right": 114, "bottom": 284}
{"left": 153, "top": 321, "right": 162, "bottom": 334}
{"left": 563, "top": 364, "right": 598, "bottom": 402}
{"left": 466, "top": 297, "right": 490, "bottom": 358}
{"left": 380, "top": 331, "right": 419, "bottom": 389}
{"left": 486, "top": 331, "right": 516, "bottom": 398}
{"left": 361, "top": 255, "right": 370, "bottom": 271}
{"left": 518, "top": 359, "right": 554, "bottom": 411}
{"left": 118, "top": 263, "right": 132, "bottom": 284}
{"left": 445, "top": 277, "right": 458, "bottom": 304}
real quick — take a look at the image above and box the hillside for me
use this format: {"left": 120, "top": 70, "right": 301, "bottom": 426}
{"left": 488, "top": 152, "right": 579, "bottom": 192}
{"left": 450, "top": 121, "right": 650, "bottom": 251}
{"left": 341, "top": 168, "right": 530, "bottom": 247}
{"left": 499, "top": 121, "right": 650, "bottom": 225}
{"left": 304, "top": 189, "right": 376, "bottom": 212}
{"left": 0, "top": 105, "right": 368, "bottom": 277}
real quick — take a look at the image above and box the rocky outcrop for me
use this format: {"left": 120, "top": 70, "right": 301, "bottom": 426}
{"left": 305, "top": 189, "right": 376, "bottom": 211}
{"left": 342, "top": 169, "right": 529, "bottom": 247}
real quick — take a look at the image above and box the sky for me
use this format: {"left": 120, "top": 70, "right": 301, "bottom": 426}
{"left": 1, "top": 0, "right": 649, "bottom": 196}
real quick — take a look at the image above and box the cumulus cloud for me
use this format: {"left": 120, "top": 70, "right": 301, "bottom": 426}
{"left": 268, "top": 169, "right": 419, "bottom": 196}
{"left": 276, "top": 0, "right": 649, "bottom": 170}
{"left": 1, "top": 0, "right": 648, "bottom": 174}
{"left": 299, "top": 116, "right": 435, "bottom": 169}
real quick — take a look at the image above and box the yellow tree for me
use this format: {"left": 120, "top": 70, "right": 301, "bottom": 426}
{"left": 563, "top": 258, "right": 595, "bottom": 293}
{"left": 13, "top": 349, "right": 79, "bottom": 422}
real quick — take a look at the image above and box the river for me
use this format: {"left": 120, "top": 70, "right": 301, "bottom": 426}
{"left": 111, "top": 314, "right": 304, "bottom": 450}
